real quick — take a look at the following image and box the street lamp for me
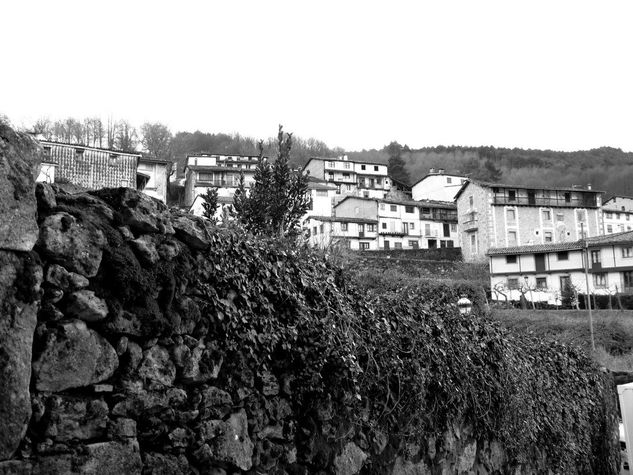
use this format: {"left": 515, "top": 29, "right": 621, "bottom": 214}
{"left": 457, "top": 295, "right": 472, "bottom": 315}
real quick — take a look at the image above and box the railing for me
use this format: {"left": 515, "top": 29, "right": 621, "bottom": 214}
{"left": 492, "top": 195, "right": 598, "bottom": 208}
{"left": 462, "top": 219, "right": 478, "bottom": 232}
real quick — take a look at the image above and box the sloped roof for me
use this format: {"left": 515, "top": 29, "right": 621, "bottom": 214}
{"left": 487, "top": 231, "right": 633, "bottom": 256}
{"left": 454, "top": 179, "right": 604, "bottom": 201}
{"left": 411, "top": 172, "right": 467, "bottom": 188}
{"left": 306, "top": 215, "right": 378, "bottom": 224}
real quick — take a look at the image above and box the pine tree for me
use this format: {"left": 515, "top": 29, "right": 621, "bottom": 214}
{"left": 233, "top": 125, "right": 311, "bottom": 237}
{"left": 201, "top": 188, "right": 219, "bottom": 220}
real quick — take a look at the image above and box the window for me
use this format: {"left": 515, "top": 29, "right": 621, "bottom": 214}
{"left": 616, "top": 212, "right": 621, "bottom": 219}
{"left": 374, "top": 166, "right": 379, "bottom": 171}
{"left": 556, "top": 213, "right": 564, "bottom": 222}
{"left": 421, "top": 207, "right": 430, "bottom": 215}
{"left": 506, "top": 208, "right": 516, "bottom": 221}
{"left": 542, "top": 209, "right": 551, "bottom": 221}
{"left": 544, "top": 231, "right": 553, "bottom": 243}
{"left": 409, "top": 222, "right": 415, "bottom": 230}
{"left": 564, "top": 192, "right": 571, "bottom": 203}
{"left": 593, "top": 273, "right": 607, "bottom": 288}
{"left": 450, "top": 223, "right": 457, "bottom": 232}
{"left": 312, "top": 226, "right": 317, "bottom": 235}
{"left": 344, "top": 162, "right": 351, "bottom": 169}
{"left": 390, "top": 205, "right": 397, "bottom": 212}
{"left": 591, "top": 250, "right": 601, "bottom": 264}
{"left": 341, "top": 223, "right": 348, "bottom": 232}
{"left": 327, "top": 161, "right": 335, "bottom": 168}
{"left": 536, "top": 277, "right": 547, "bottom": 289}
{"left": 507, "top": 230, "right": 517, "bottom": 246}
{"left": 343, "top": 173, "right": 350, "bottom": 178}
{"left": 624, "top": 271, "right": 633, "bottom": 290}
{"left": 394, "top": 242, "right": 403, "bottom": 249}
{"left": 623, "top": 247, "right": 633, "bottom": 258}
{"left": 424, "top": 223, "right": 431, "bottom": 235}
{"left": 469, "top": 196, "right": 474, "bottom": 207}
{"left": 381, "top": 222, "right": 387, "bottom": 229}
{"left": 365, "top": 224, "right": 375, "bottom": 232}
{"left": 508, "top": 190, "right": 516, "bottom": 202}
{"left": 376, "top": 178, "right": 381, "bottom": 185}
{"left": 360, "top": 242, "right": 370, "bottom": 250}
{"left": 440, "top": 240, "right": 447, "bottom": 248}
{"left": 447, "top": 240, "right": 454, "bottom": 248}
{"left": 607, "top": 225, "right": 613, "bottom": 233}
{"left": 361, "top": 165, "right": 366, "bottom": 170}
{"left": 405, "top": 205, "right": 414, "bottom": 213}
{"left": 109, "top": 153, "right": 118, "bottom": 166}
{"left": 346, "top": 184, "right": 353, "bottom": 191}
{"left": 507, "top": 278, "right": 519, "bottom": 290}
{"left": 409, "top": 240, "right": 419, "bottom": 249}
{"left": 328, "top": 172, "right": 334, "bottom": 179}
{"left": 606, "top": 212, "right": 613, "bottom": 219}
{"left": 506, "top": 255, "right": 517, "bottom": 264}
{"left": 557, "top": 251, "right": 569, "bottom": 260}
{"left": 380, "top": 203, "right": 385, "bottom": 210}
{"left": 447, "top": 177, "right": 452, "bottom": 184}
{"left": 319, "top": 224, "right": 324, "bottom": 234}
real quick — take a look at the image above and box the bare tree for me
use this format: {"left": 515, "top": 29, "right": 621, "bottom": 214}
{"left": 114, "top": 120, "right": 137, "bottom": 151}
{"left": 106, "top": 117, "right": 117, "bottom": 149}
{"left": 140, "top": 122, "right": 172, "bottom": 160}
{"left": 32, "top": 117, "right": 53, "bottom": 139}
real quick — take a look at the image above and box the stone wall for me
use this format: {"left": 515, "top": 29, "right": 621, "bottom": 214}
{"left": 0, "top": 124, "right": 616, "bottom": 474}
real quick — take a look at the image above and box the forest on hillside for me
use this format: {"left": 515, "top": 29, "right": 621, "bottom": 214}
{"left": 22, "top": 115, "right": 633, "bottom": 198}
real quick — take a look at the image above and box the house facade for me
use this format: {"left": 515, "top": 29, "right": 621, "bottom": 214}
{"left": 305, "top": 196, "right": 458, "bottom": 250}
{"left": 184, "top": 153, "right": 260, "bottom": 210}
{"left": 411, "top": 169, "right": 467, "bottom": 202}
{"left": 302, "top": 156, "right": 390, "bottom": 201}
{"left": 137, "top": 157, "right": 169, "bottom": 203}
{"left": 455, "top": 181, "right": 603, "bottom": 261}
{"left": 305, "top": 177, "right": 338, "bottom": 220}
{"left": 488, "top": 231, "right": 633, "bottom": 305}
{"left": 602, "top": 196, "right": 633, "bottom": 234}
{"left": 39, "top": 141, "right": 140, "bottom": 190}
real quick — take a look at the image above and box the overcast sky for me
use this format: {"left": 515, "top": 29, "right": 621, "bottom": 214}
{"left": 2, "top": 0, "right": 632, "bottom": 152}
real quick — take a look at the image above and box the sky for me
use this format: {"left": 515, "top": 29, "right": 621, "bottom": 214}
{"left": 2, "top": 0, "right": 632, "bottom": 152}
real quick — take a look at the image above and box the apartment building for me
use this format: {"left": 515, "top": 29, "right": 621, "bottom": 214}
{"left": 306, "top": 196, "right": 458, "bottom": 250}
{"left": 488, "top": 231, "right": 633, "bottom": 305}
{"left": 184, "top": 153, "right": 261, "bottom": 209}
{"left": 602, "top": 196, "right": 633, "bottom": 234}
{"left": 302, "top": 156, "right": 390, "bottom": 200}
{"left": 455, "top": 180, "right": 603, "bottom": 261}
{"left": 411, "top": 169, "right": 467, "bottom": 202}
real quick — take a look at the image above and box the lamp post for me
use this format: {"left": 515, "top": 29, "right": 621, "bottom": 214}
{"left": 457, "top": 295, "right": 472, "bottom": 315}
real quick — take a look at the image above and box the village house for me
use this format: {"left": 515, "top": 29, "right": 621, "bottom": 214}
{"left": 602, "top": 196, "right": 633, "bottom": 234}
{"left": 411, "top": 168, "right": 467, "bottom": 202}
{"left": 37, "top": 141, "right": 169, "bottom": 203}
{"left": 304, "top": 177, "right": 338, "bottom": 219}
{"left": 455, "top": 180, "right": 603, "bottom": 261}
{"left": 302, "top": 156, "right": 390, "bottom": 201}
{"left": 305, "top": 196, "right": 458, "bottom": 250}
{"left": 488, "top": 231, "right": 633, "bottom": 305}
{"left": 184, "top": 153, "right": 261, "bottom": 213}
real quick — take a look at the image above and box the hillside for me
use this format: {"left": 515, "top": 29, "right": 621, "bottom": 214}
{"left": 349, "top": 145, "right": 633, "bottom": 198}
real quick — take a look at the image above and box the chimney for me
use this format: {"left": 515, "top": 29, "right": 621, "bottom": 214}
{"left": 343, "top": 155, "right": 348, "bottom": 161}
{"left": 587, "top": 183, "right": 592, "bottom": 190}
{"left": 438, "top": 168, "right": 445, "bottom": 174}
{"left": 430, "top": 168, "right": 436, "bottom": 174}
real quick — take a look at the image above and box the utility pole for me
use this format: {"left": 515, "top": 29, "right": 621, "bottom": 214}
{"left": 581, "top": 222, "right": 596, "bottom": 351}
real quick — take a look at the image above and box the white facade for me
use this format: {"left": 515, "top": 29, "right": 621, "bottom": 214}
{"left": 303, "top": 156, "right": 391, "bottom": 200}
{"left": 603, "top": 196, "right": 633, "bottom": 234}
{"left": 411, "top": 170, "right": 467, "bottom": 201}
{"left": 489, "top": 231, "right": 633, "bottom": 305}
{"left": 305, "top": 216, "right": 379, "bottom": 250}
{"left": 138, "top": 158, "right": 169, "bottom": 203}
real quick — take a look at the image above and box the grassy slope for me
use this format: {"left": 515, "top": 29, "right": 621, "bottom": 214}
{"left": 491, "top": 308, "right": 633, "bottom": 370}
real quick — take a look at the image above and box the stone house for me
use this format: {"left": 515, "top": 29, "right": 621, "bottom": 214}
{"left": 488, "top": 231, "right": 633, "bottom": 305}
{"left": 455, "top": 180, "right": 603, "bottom": 261}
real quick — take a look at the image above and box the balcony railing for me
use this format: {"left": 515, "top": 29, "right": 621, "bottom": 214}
{"left": 492, "top": 195, "right": 598, "bottom": 208}
{"left": 462, "top": 219, "right": 478, "bottom": 232}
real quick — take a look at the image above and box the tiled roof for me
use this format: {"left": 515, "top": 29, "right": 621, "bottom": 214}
{"left": 306, "top": 215, "right": 378, "bottom": 224}
{"left": 333, "top": 195, "right": 456, "bottom": 209}
{"left": 40, "top": 140, "right": 141, "bottom": 156}
{"left": 411, "top": 172, "right": 467, "bottom": 188}
{"left": 455, "top": 179, "right": 604, "bottom": 200}
{"left": 304, "top": 156, "right": 387, "bottom": 167}
{"left": 487, "top": 231, "right": 633, "bottom": 256}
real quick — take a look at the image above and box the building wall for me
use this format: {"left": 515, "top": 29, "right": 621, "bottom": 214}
{"left": 304, "top": 159, "right": 326, "bottom": 180}
{"left": 138, "top": 161, "right": 168, "bottom": 203}
{"left": 334, "top": 198, "right": 378, "bottom": 221}
{"left": 42, "top": 142, "right": 138, "bottom": 190}
{"left": 457, "top": 183, "right": 493, "bottom": 261}
{"left": 412, "top": 174, "right": 466, "bottom": 201}
{"left": 603, "top": 201, "right": 633, "bottom": 234}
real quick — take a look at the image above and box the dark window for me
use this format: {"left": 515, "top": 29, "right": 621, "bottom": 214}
{"left": 374, "top": 166, "right": 379, "bottom": 171}
{"left": 508, "top": 190, "right": 516, "bottom": 201}
{"left": 557, "top": 251, "right": 569, "bottom": 261}
{"left": 506, "top": 255, "right": 517, "bottom": 264}
{"left": 564, "top": 192, "right": 571, "bottom": 203}
{"left": 446, "top": 240, "right": 454, "bottom": 248}
{"left": 341, "top": 223, "right": 348, "bottom": 231}
{"left": 624, "top": 271, "right": 633, "bottom": 290}
{"left": 381, "top": 222, "right": 387, "bottom": 229}
{"left": 536, "top": 277, "right": 547, "bottom": 289}
{"left": 360, "top": 242, "right": 370, "bottom": 250}
{"left": 591, "top": 250, "right": 601, "bottom": 264}
{"left": 390, "top": 205, "right": 397, "bottom": 212}
{"left": 361, "top": 165, "right": 366, "bottom": 170}
{"left": 405, "top": 205, "right": 414, "bottom": 213}
{"left": 507, "top": 278, "right": 519, "bottom": 289}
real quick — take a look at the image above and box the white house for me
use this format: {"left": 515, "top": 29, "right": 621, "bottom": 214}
{"left": 411, "top": 169, "right": 467, "bottom": 202}
{"left": 603, "top": 196, "right": 633, "bottom": 234}
{"left": 488, "top": 231, "right": 633, "bottom": 305}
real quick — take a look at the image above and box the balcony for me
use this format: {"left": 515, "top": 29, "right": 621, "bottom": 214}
{"left": 492, "top": 194, "right": 598, "bottom": 208}
{"left": 462, "top": 217, "right": 478, "bottom": 231}
{"left": 196, "top": 178, "right": 243, "bottom": 187}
